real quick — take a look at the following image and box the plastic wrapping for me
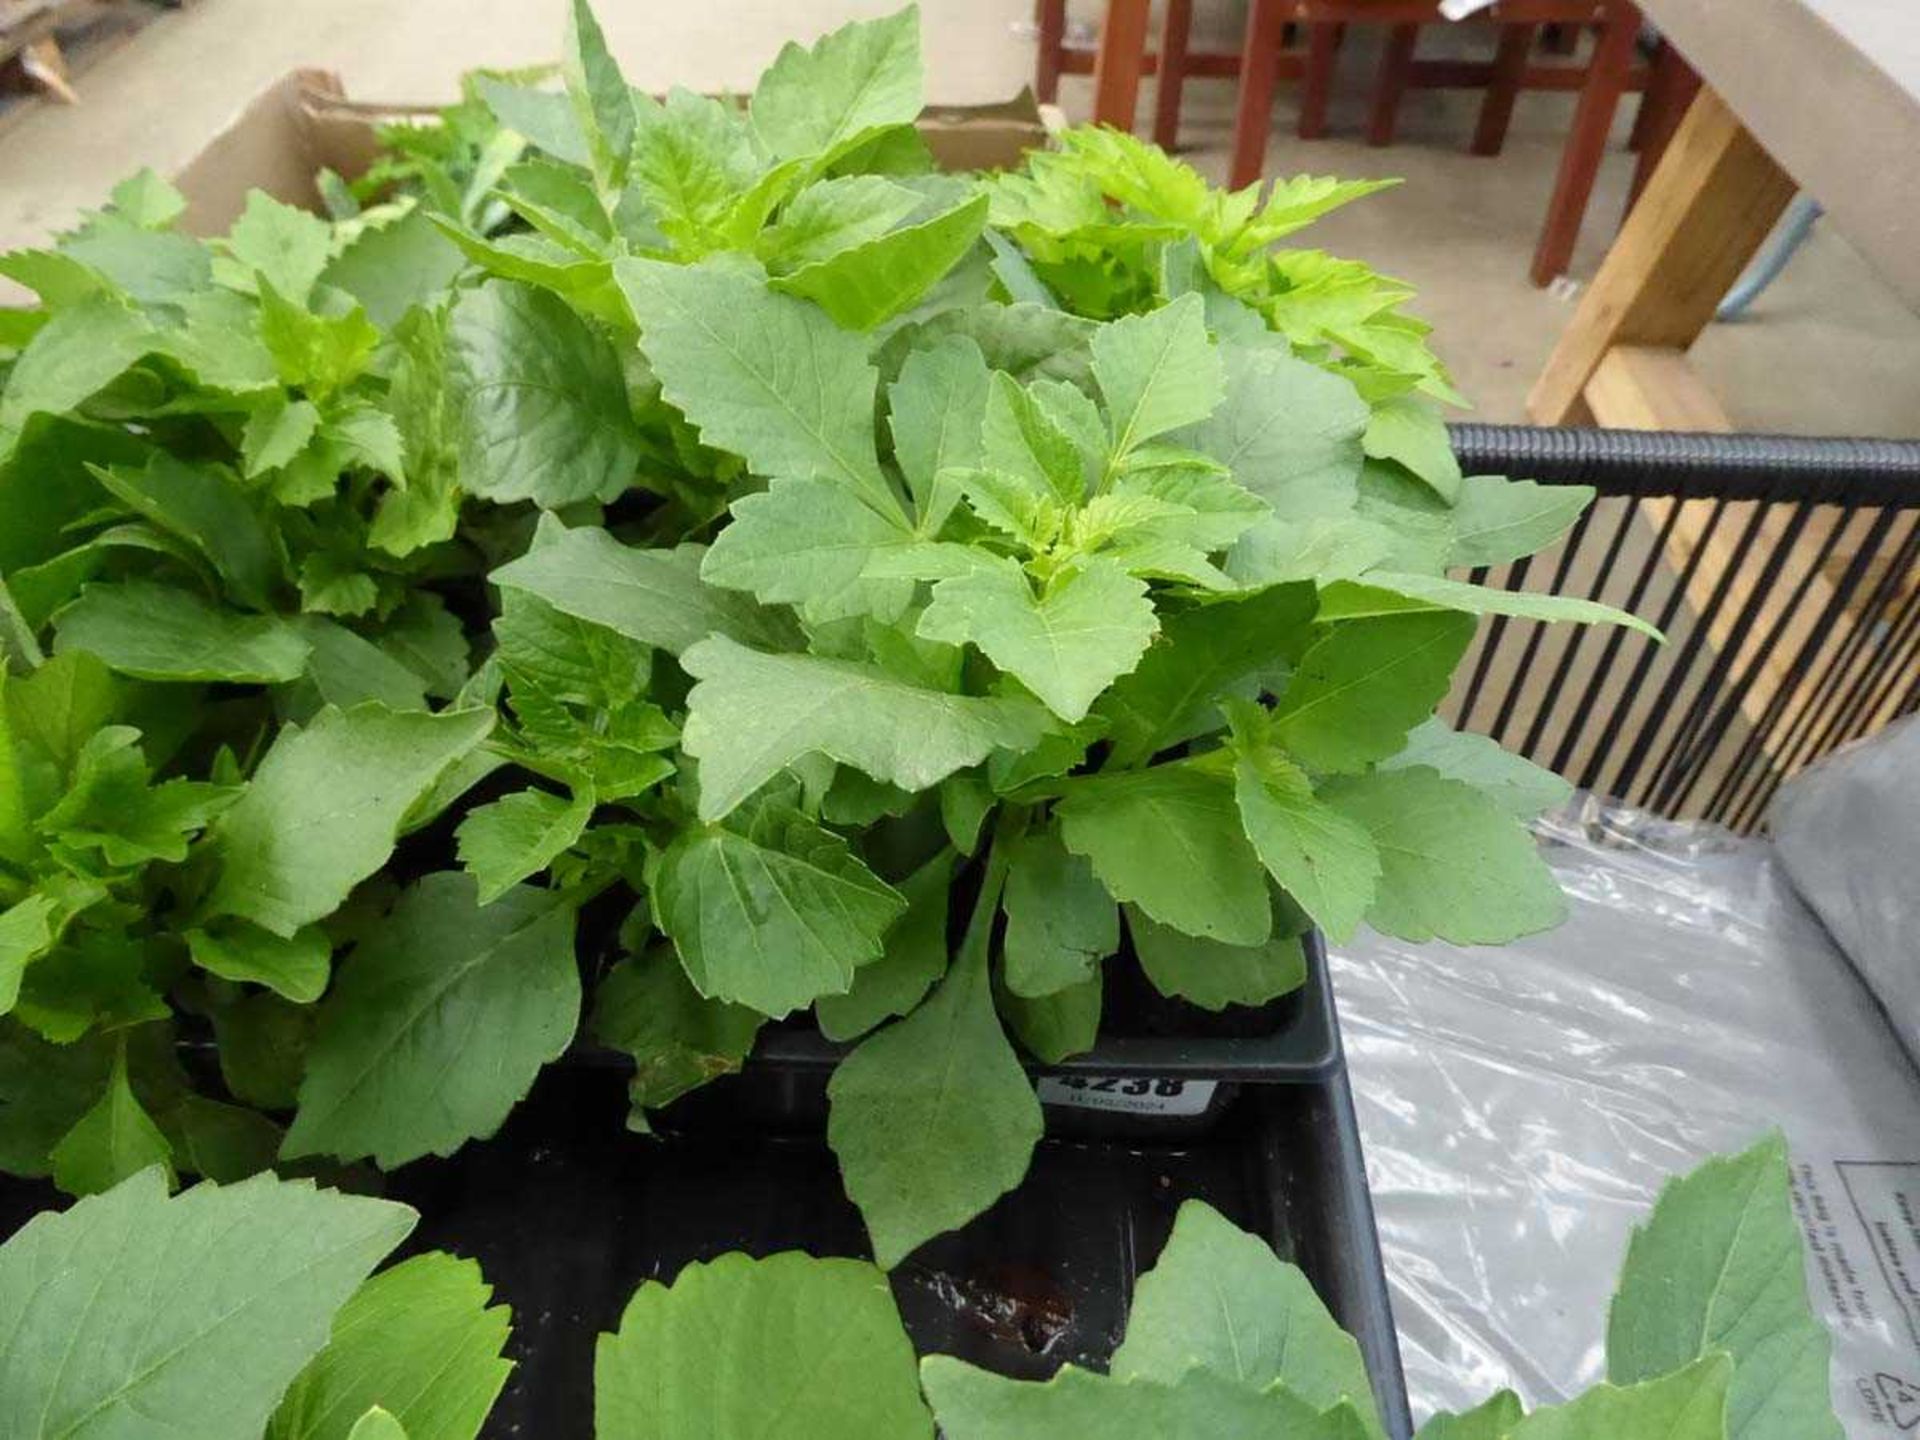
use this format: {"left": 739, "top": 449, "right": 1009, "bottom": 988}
{"left": 1331, "top": 798, "right": 1920, "bottom": 1433}
{"left": 1773, "top": 712, "right": 1920, "bottom": 1070}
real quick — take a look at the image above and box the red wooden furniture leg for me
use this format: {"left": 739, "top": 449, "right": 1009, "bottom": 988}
{"left": 1366, "top": 23, "right": 1420, "bottom": 148}
{"left": 1152, "top": 0, "right": 1195, "bottom": 149}
{"left": 1035, "top": 0, "right": 1066, "bottom": 104}
{"left": 1229, "top": 0, "right": 1291, "bottom": 187}
{"left": 1298, "top": 20, "right": 1344, "bottom": 140}
{"left": 1530, "top": 0, "right": 1642, "bottom": 285}
{"left": 1092, "top": 0, "right": 1152, "bottom": 132}
{"left": 1471, "top": 21, "right": 1537, "bottom": 156}
{"left": 1627, "top": 40, "right": 1701, "bottom": 207}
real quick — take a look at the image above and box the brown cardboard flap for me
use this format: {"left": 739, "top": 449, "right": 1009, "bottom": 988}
{"left": 170, "top": 71, "right": 1055, "bottom": 229}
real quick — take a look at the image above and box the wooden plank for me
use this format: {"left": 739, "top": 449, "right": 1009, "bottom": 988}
{"left": 1527, "top": 85, "right": 1796, "bottom": 423}
{"left": 1583, "top": 343, "right": 1728, "bottom": 430}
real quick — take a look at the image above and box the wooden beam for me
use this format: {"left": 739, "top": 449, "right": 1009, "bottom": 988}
{"left": 1527, "top": 84, "right": 1796, "bottom": 423}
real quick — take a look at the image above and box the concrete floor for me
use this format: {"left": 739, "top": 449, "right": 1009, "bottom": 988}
{"left": 4, "top": 0, "right": 1919, "bottom": 432}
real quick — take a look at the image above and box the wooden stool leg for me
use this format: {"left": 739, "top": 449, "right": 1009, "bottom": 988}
{"left": 1471, "top": 22, "right": 1536, "bottom": 156}
{"left": 1229, "top": 0, "right": 1291, "bottom": 187}
{"left": 1529, "top": 0, "right": 1641, "bottom": 286}
{"left": 1628, "top": 41, "right": 1702, "bottom": 207}
{"left": 1035, "top": 0, "right": 1066, "bottom": 104}
{"left": 1152, "top": 0, "right": 1194, "bottom": 150}
{"left": 1527, "top": 86, "right": 1797, "bottom": 423}
{"left": 1298, "top": 21, "right": 1344, "bottom": 140}
{"left": 1366, "top": 24, "right": 1420, "bottom": 148}
{"left": 1092, "top": 0, "right": 1152, "bottom": 131}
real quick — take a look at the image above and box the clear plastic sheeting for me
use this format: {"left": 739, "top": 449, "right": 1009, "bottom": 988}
{"left": 1331, "top": 798, "right": 1920, "bottom": 1435}
{"left": 1774, "top": 711, "right": 1920, "bottom": 1071}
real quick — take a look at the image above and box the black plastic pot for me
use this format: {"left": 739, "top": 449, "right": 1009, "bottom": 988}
{"left": 714, "top": 927, "right": 1342, "bottom": 1141}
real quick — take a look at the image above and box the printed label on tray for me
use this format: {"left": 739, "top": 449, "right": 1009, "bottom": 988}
{"left": 1035, "top": 1075, "right": 1218, "bottom": 1117}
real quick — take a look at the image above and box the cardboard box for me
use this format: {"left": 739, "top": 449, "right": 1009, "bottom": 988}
{"left": 171, "top": 70, "right": 1058, "bottom": 237}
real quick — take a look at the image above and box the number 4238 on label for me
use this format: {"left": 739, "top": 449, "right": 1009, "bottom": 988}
{"left": 1034, "top": 1075, "right": 1219, "bottom": 1117}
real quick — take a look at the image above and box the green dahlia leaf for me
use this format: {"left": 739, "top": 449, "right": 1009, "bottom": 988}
{"left": 1001, "top": 824, "right": 1116, "bottom": 997}
{"left": 53, "top": 581, "right": 309, "bottom": 684}
{"left": 1230, "top": 749, "right": 1380, "bottom": 943}
{"left": 774, "top": 190, "right": 990, "bottom": 330}
{"left": 1091, "top": 292, "right": 1223, "bottom": 460}
{"left": 654, "top": 804, "right": 905, "bottom": 1017}
{"left": 1322, "top": 765, "right": 1566, "bottom": 944}
{"left": 1607, "top": 1133, "right": 1843, "bottom": 1440}
{"left": 1112, "top": 1199, "right": 1384, "bottom": 1436}
{"left": 1384, "top": 719, "right": 1570, "bottom": 819}
{"left": 0, "top": 1167, "right": 413, "bottom": 1440}
{"left": 1506, "top": 1357, "right": 1731, "bottom": 1440}
{"left": 268, "top": 1253, "right": 513, "bottom": 1440}
{"left": 284, "top": 873, "right": 579, "bottom": 1168}
{"left": 1128, "top": 905, "right": 1308, "bottom": 1011}
{"left": 475, "top": 77, "right": 591, "bottom": 169}
{"left": 1361, "top": 397, "right": 1462, "bottom": 503}
{"left": 1318, "top": 571, "right": 1662, "bottom": 640}
{"left": 762, "top": 175, "right": 923, "bottom": 269}
{"left": 628, "top": 87, "right": 763, "bottom": 254}
{"left": 0, "top": 296, "right": 152, "bottom": 459}
{"left": 921, "top": 1357, "right": 1372, "bottom": 1440}
{"left": 1096, "top": 582, "right": 1316, "bottom": 768}
{"left": 1270, "top": 611, "right": 1475, "bottom": 773}
{"left": 207, "top": 703, "right": 494, "bottom": 938}
{"left": 919, "top": 554, "right": 1158, "bottom": 724}
{"left": 828, "top": 856, "right": 1042, "bottom": 1268}
{"left": 595, "top": 1252, "right": 932, "bottom": 1438}
{"left": 492, "top": 525, "right": 794, "bottom": 656}
{"left": 1414, "top": 1392, "right": 1526, "bottom": 1440}
{"left": 701, "top": 476, "right": 915, "bottom": 624}
{"left": 226, "top": 190, "right": 334, "bottom": 305}
{"left": 47, "top": 1044, "right": 175, "bottom": 1197}
{"left": 446, "top": 278, "right": 642, "bottom": 506}
{"left": 1000, "top": 969, "right": 1101, "bottom": 1063}
{"left": 1179, "top": 340, "right": 1369, "bottom": 520}
{"left": 679, "top": 634, "right": 1050, "bottom": 822}
{"left": 1056, "top": 766, "right": 1269, "bottom": 945}
{"left": 187, "top": 921, "right": 333, "bottom": 1005}
{"left": 618, "top": 257, "right": 896, "bottom": 515}
{"left": 592, "top": 947, "right": 763, "bottom": 1125}
{"left": 562, "top": 0, "right": 635, "bottom": 187}
{"left": 748, "top": 7, "right": 924, "bottom": 165}
{"left": 88, "top": 453, "right": 278, "bottom": 610}
{"left": 455, "top": 785, "right": 595, "bottom": 904}
{"left": 347, "top": 1410, "right": 408, "bottom": 1440}
{"left": 817, "top": 848, "right": 953, "bottom": 1042}
{"left": 1446, "top": 474, "right": 1595, "bottom": 569}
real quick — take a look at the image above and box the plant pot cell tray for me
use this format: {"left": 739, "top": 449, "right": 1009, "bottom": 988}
{"left": 378, "top": 1063, "right": 1412, "bottom": 1439}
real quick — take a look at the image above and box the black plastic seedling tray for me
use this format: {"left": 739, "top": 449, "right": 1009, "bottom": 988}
{"left": 385, "top": 1056, "right": 1412, "bottom": 1439}
{"left": 0, "top": 928, "right": 1412, "bottom": 1439}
